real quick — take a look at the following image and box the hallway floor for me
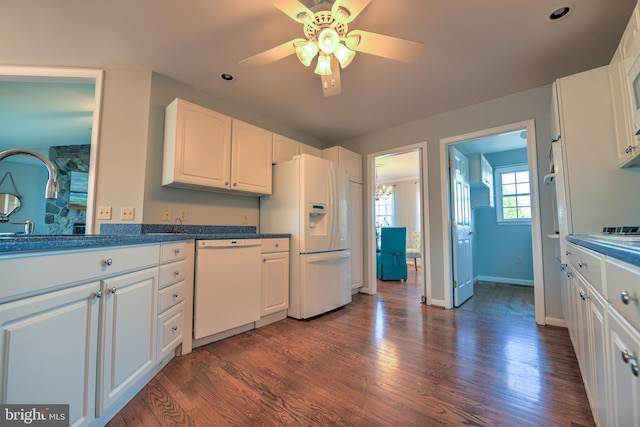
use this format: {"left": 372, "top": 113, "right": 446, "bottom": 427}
{"left": 457, "top": 281, "right": 535, "bottom": 321}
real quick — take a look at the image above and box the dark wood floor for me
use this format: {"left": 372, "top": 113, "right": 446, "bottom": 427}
{"left": 108, "top": 270, "right": 594, "bottom": 426}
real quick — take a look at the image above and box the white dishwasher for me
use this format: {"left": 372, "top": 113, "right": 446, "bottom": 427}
{"left": 193, "top": 239, "right": 262, "bottom": 339}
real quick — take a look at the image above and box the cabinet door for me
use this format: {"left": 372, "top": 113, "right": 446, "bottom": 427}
{"left": 609, "top": 45, "right": 639, "bottom": 166}
{"left": 261, "top": 251, "right": 289, "bottom": 316}
{"left": 588, "top": 287, "right": 608, "bottom": 427}
{"left": 299, "top": 143, "right": 323, "bottom": 158}
{"left": 231, "top": 119, "right": 273, "bottom": 194}
{"left": 99, "top": 268, "right": 157, "bottom": 414}
{"left": 350, "top": 181, "right": 363, "bottom": 289}
{"left": 607, "top": 308, "right": 640, "bottom": 427}
{"left": 273, "top": 134, "right": 300, "bottom": 164}
{"left": 0, "top": 282, "right": 100, "bottom": 427}
{"left": 163, "top": 98, "right": 232, "bottom": 190}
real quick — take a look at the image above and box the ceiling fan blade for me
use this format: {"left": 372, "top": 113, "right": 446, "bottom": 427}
{"left": 321, "top": 60, "right": 341, "bottom": 97}
{"left": 239, "top": 38, "right": 306, "bottom": 68}
{"left": 274, "top": 0, "right": 315, "bottom": 24}
{"left": 346, "top": 30, "right": 424, "bottom": 63}
{"left": 332, "top": 0, "right": 371, "bottom": 24}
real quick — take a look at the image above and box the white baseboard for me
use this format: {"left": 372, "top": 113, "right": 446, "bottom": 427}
{"left": 475, "top": 275, "right": 534, "bottom": 287}
{"left": 429, "top": 298, "right": 446, "bottom": 308}
{"left": 544, "top": 317, "right": 567, "bottom": 328}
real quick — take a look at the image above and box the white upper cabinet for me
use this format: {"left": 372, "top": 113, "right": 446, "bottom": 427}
{"left": 231, "top": 119, "right": 273, "bottom": 195}
{"left": 322, "top": 146, "right": 362, "bottom": 183}
{"left": 273, "top": 134, "right": 300, "bottom": 164}
{"left": 163, "top": 98, "right": 273, "bottom": 196}
{"left": 609, "top": 4, "right": 640, "bottom": 167}
{"left": 163, "top": 98, "right": 232, "bottom": 190}
{"left": 299, "top": 143, "right": 323, "bottom": 158}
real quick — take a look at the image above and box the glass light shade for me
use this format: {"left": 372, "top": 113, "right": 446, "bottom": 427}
{"left": 317, "top": 28, "right": 340, "bottom": 54}
{"left": 314, "top": 54, "right": 333, "bottom": 75}
{"left": 295, "top": 41, "right": 319, "bottom": 67}
{"left": 334, "top": 43, "right": 355, "bottom": 68}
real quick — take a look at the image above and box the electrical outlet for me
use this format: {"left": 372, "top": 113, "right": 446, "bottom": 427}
{"left": 97, "top": 206, "right": 112, "bottom": 220}
{"left": 162, "top": 208, "right": 172, "bottom": 221}
{"left": 179, "top": 208, "right": 187, "bottom": 221}
{"left": 242, "top": 213, "right": 249, "bottom": 224}
{"left": 120, "top": 207, "right": 135, "bottom": 221}
{"left": 516, "top": 256, "right": 522, "bottom": 264}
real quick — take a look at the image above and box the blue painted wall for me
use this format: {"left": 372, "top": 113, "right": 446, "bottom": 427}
{"left": 472, "top": 148, "right": 534, "bottom": 285}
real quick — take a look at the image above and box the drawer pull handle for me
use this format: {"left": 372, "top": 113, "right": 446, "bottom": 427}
{"left": 172, "top": 326, "right": 178, "bottom": 332}
{"left": 174, "top": 248, "right": 181, "bottom": 255}
{"left": 622, "top": 349, "right": 640, "bottom": 377}
{"left": 95, "top": 291, "right": 103, "bottom": 299}
{"left": 110, "top": 287, "right": 117, "bottom": 294}
{"left": 275, "top": 243, "right": 279, "bottom": 248}
{"left": 567, "top": 270, "right": 573, "bottom": 278}
{"left": 173, "top": 293, "right": 180, "bottom": 298}
{"left": 102, "top": 258, "right": 113, "bottom": 266}
{"left": 578, "top": 261, "right": 586, "bottom": 268}
{"left": 579, "top": 290, "right": 589, "bottom": 301}
{"left": 565, "top": 250, "right": 571, "bottom": 256}
{"left": 174, "top": 271, "right": 180, "bottom": 276}
{"left": 621, "top": 290, "right": 639, "bottom": 305}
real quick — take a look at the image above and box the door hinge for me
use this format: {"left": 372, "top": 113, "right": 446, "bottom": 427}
{"left": 453, "top": 280, "right": 458, "bottom": 289}
{"left": 449, "top": 159, "right": 454, "bottom": 169}
{"left": 451, "top": 219, "right": 456, "bottom": 227}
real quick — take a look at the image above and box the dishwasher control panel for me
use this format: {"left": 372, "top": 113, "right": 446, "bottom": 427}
{"left": 197, "top": 239, "right": 262, "bottom": 248}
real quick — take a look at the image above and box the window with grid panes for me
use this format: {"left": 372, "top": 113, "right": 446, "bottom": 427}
{"left": 494, "top": 165, "right": 531, "bottom": 224}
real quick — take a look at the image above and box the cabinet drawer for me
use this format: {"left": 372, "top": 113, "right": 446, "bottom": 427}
{"left": 159, "top": 260, "right": 187, "bottom": 289}
{"left": 567, "top": 243, "right": 605, "bottom": 295}
{"left": 158, "top": 280, "right": 186, "bottom": 313}
{"left": 606, "top": 257, "right": 640, "bottom": 331}
{"left": 0, "top": 244, "right": 159, "bottom": 303}
{"left": 158, "top": 302, "right": 184, "bottom": 360}
{"left": 261, "top": 238, "right": 289, "bottom": 254}
{"left": 160, "top": 241, "right": 188, "bottom": 263}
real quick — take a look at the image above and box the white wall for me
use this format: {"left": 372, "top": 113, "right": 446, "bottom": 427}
{"left": 391, "top": 179, "right": 420, "bottom": 247}
{"left": 339, "top": 85, "right": 561, "bottom": 318}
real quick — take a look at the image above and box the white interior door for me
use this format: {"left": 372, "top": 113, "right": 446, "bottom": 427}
{"left": 450, "top": 146, "right": 473, "bottom": 307}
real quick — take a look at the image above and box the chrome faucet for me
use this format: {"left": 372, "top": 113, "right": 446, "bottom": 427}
{"left": 0, "top": 149, "right": 59, "bottom": 199}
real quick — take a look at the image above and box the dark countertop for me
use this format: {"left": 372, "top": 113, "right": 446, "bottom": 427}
{"left": 567, "top": 235, "right": 640, "bottom": 267}
{"left": 0, "top": 232, "right": 290, "bottom": 255}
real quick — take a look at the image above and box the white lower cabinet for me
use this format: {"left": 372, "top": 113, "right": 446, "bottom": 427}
{"left": 0, "top": 241, "right": 192, "bottom": 427}
{"left": 0, "top": 281, "right": 101, "bottom": 427}
{"left": 98, "top": 268, "right": 157, "bottom": 414}
{"left": 260, "top": 238, "right": 290, "bottom": 318}
{"left": 563, "top": 241, "right": 640, "bottom": 426}
{"left": 607, "top": 308, "right": 640, "bottom": 427}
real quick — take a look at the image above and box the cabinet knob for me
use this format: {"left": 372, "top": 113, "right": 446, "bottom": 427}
{"left": 275, "top": 243, "right": 279, "bottom": 248}
{"left": 174, "top": 270, "right": 180, "bottom": 277}
{"left": 565, "top": 251, "right": 571, "bottom": 256}
{"left": 621, "top": 290, "right": 639, "bottom": 305}
{"left": 173, "top": 293, "right": 180, "bottom": 298}
{"left": 567, "top": 270, "right": 573, "bottom": 278}
{"left": 95, "top": 291, "right": 103, "bottom": 299}
{"left": 225, "top": 181, "right": 229, "bottom": 186}
{"left": 102, "top": 258, "right": 113, "bottom": 266}
{"left": 233, "top": 182, "right": 237, "bottom": 187}
{"left": 621, "top": 349, "right": 640, "bottom": 377}
{"left": 579, "top": 290, "right": 589, "bottom": 301}
{"left": 174, "top": 248, "right": 181, "bottom": 255}
{"left": 578, "top": 261, "right": 586, "bottom": 268}
{"left": 172, "top": 326, "right": 178, "bottom": 332}
{"left": 560, "top": 264, "right": 567, "bottom": 271}
{"left": 110, "top": 287, "right": 117, "bottom": 294}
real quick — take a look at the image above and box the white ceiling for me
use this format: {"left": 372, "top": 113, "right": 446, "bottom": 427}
{"left": 0, "top": 0, "right": 635, "bottom": 145}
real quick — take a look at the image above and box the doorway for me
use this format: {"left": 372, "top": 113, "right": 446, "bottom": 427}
{"left": 365, "top": 142, "right": 431, "bottom": 303}
{"left": 440, "top": 120, "right": 545, "bottom": 324}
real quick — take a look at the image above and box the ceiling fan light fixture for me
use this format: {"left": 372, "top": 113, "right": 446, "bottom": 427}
{"left": 295, "top": 41, "right": 319, "bottom": 66}
{"left": 333, "top": 6, "right": 351, "bottom": 23}
{"left": 314, "top": 54, "right": 333, "bottom": 75}
{"left": 318, "top": 27, "right": 340, "bottom": 54}
{"left": 334, "top": 43, "right": 355, "bottom": 68}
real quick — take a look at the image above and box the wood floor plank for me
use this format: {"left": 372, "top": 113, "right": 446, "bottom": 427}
{"left": 107, "top": 271, "right": 594, "bottom": 426}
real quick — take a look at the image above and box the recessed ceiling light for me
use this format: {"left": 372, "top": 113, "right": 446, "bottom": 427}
{"left": 220, "top": 73, "right": 234, "bottom": 81}
{"left": 549, "top": 5, "right": 572, "bottom": 21}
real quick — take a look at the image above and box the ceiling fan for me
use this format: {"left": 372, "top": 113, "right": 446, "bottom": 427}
{"left": 239, "top": 0, "right": 424, "bottom": 97}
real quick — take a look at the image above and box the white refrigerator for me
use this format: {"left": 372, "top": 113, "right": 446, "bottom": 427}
{"left": 260, "top": 154, "right": 351, "bottom": 319}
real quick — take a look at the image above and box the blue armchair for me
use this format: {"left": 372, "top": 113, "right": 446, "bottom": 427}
{"left": 376, "top": 227, "right": 408, "bottom": 281}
